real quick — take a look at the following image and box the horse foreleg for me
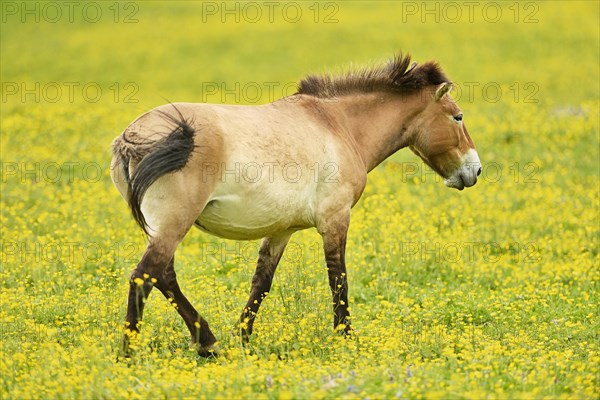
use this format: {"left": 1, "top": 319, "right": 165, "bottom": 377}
{"left": 321, "top": 214, "right": 352, "bottom": 335}
{"left": 238, "top": 234, "right": 291, "bottom": 342}
{"left": 155, "top": 257, "right": 218, "bottom": 357}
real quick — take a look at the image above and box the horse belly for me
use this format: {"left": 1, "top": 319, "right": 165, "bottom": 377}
{"left": 195, "top": 183, "right": 315, "bottom": 240}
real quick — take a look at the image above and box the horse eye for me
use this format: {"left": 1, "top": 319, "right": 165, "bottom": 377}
{"left": 453, "top": 114, "right": 463, "bottom": 122}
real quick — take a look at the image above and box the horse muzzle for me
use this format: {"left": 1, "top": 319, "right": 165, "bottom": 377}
{"left": 444, "top": 149, "right": 481, "bottom": 190}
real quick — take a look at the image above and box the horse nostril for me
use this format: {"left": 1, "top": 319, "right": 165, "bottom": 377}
{"left": 477, "top": 167, "right": 482, "bottom": 176}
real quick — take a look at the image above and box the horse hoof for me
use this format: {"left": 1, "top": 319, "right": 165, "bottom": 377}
{"left": 197, "top": 343, "right": 220, "bottom": 358}
{"left": 240, "top": 330, "right": 251, "bottom": 344}
{"left": 231, "top": 324, "right": 252, "bottom": 344}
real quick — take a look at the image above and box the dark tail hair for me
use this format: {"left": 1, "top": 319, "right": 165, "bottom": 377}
{"left": 121, "top": 107, "right": 196, "bottom": 235}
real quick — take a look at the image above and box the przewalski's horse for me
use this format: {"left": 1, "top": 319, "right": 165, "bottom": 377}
{"left": 111, "top": 54, "right": 481, "bottom": 357}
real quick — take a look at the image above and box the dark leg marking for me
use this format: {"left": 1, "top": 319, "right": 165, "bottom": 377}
{"left": 238, "top": 235, "right": 290, "bottom": 342}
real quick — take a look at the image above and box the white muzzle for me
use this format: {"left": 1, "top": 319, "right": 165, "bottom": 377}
{"left": 444, "top": 149, "right": 481, "bottom": 190}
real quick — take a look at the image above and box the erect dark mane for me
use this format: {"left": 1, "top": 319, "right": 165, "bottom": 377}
{"left": 296, "top": 53, "right": 449, "bottom": 98}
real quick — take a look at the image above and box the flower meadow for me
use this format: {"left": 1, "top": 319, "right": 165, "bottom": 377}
{"left": 1, "top": 1, "right": 598, "bottom": 399}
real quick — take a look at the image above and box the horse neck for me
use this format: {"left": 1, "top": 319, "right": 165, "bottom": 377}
{"left": 327, "top": 91, "right": 428, "bottom": 172}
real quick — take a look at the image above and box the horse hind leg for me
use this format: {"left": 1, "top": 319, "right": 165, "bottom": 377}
{"left": 122, "top": 174, "right": 218, "bottom": 357}
{"left": 123, "top": 226, "right": 218, "bottom": 358}
{"left": 155, "top": 256, "right": 219, "bottom": 357}
{"left": 122, "top": 239, "right": 174, "bottom": 354}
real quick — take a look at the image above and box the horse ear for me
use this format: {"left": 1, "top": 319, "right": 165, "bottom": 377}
{"left": 434, "top": 82, "right": 453, "bottom": 101}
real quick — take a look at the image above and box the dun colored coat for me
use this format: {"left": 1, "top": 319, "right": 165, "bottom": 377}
{"left": 111, "top": 54, "right": 481, "bottom": 356}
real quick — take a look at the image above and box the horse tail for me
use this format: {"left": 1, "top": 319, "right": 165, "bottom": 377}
{"left": 111, "top": 106, "right": 196, "bottom": 235}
